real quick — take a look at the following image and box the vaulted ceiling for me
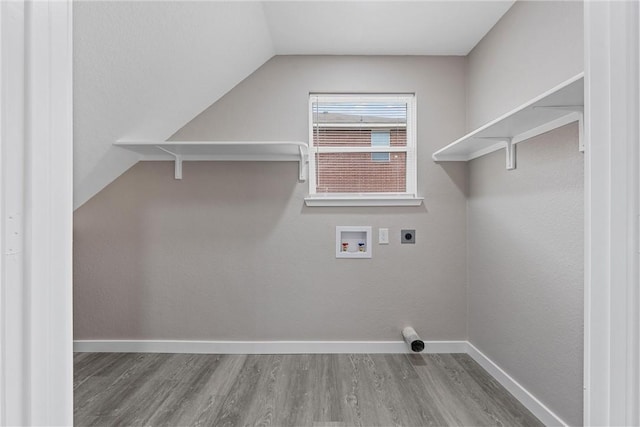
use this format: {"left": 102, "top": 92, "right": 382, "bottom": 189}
{"left": 74, "top": 0, "right": 514, "bottom": 208}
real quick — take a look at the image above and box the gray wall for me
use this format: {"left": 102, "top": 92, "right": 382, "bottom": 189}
{"left": 74, "top": 10, "right": 585, "bottom": 422}
{"left": 466, "top": 0, "right": 584, "bottom": 130}
{"left": 468, "top": 126, "right": 583, "bottom": 426}
{"left": 74, "top": 56, "right": 469, "bottom": 341}
{"left": 465, "top": 3, "right": 584, "bottom": 425}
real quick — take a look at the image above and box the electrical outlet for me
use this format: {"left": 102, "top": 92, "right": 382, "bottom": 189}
{"left": 401, "top": 229, "right": 415, "bottom": 244}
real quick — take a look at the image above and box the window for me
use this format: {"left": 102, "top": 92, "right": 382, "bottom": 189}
{"left": 371, "top": 131, "right": 390, "bottom": 162}
{"left": 306, "top": 94, "right": 420, "bottom": 206}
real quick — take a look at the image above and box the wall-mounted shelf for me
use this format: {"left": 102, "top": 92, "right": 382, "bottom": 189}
{"left": 432, "top": 73, "right": 584, "bottom": 170}
{"left": 114, "top": 140, "right": 309, "bottom": 181}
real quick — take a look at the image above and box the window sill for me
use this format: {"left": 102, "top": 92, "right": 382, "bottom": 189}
{"left": 304, "top": 196, "right": 424, "bottom": 207}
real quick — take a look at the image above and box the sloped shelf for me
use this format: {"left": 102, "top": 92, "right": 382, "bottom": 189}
{"left": 432, "top": 73, "right": 584, "bottom": 170}
{"left": 114, "top": 140, "right": 309, "bottom": 181}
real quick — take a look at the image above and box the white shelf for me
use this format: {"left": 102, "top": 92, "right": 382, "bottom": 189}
{"left": 432, "top": 73, "right": 584, "bottom": 170}
{"left": 114, "top": 140, "right": 309, "bottom": 180}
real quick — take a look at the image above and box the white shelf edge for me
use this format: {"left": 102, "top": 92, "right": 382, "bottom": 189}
{"left": 432, "top": 72, "right": 584, "bottom": 167}
{"left": 437, "top": 111, "right": 584, "bottom": 163}
{"left": 434, "top": 142, "right": 507, "bottom": 162}
{"left": 114, "top": 140, "right": 309, "bottom": 181}
{"left": 305, "top": 196, "right": 423, "bottom": 207}
{"left": 119, "top": 154, "right": 303, "bottom": 162}
{"left": 512, "top": 111, "right": 583, "bottom": 147}
{"left": 115, "top": 140, "right": 308, "bottom": 147}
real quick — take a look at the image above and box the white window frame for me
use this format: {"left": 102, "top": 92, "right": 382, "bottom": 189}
{"left": 305, "top": 93, "right": 423, "bottom": 207}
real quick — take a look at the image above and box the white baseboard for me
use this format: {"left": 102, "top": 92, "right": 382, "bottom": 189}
{"left": 73, "top": 339, "right": 468, "bottom": 355}
{"left": 466, "top": 342, "right": 568, "bottom": 427}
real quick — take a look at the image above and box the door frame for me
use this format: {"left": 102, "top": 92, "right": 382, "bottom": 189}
{"left": 0, "top": 1, "right": 73, "bottom": 425}
{"left": 1, "top": 1, "right": 639, "bottom": 425}
{"left": 584, "top": 1, "right": 639, "bottom": 425}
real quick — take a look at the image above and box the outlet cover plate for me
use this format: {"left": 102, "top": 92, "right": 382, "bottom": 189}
{"left": 401, "top": 229, "right": 415, "bottom": 244}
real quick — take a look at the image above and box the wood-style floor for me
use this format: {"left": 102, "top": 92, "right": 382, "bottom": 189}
{"left": 74, "top": 352, "right": 543, "bottom": 427}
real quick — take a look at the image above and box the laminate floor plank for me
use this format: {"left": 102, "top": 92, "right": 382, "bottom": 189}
{"left": 424, "top": 354, "right": 514, "bottom": 426}
{"left": 145, "top": 354, "right": 228, "bottom": 427}
{"left": 190, "top": 355, "right": 250, "bottom": 427}
{"left": 73, "top": 377, "right": 116, "bottom": 427}
{"left": 211, "top": 355, "right": 267, "bottom": 427}
{"left": 379, "top": 354, "right": 450, "bottom": 427}
{"left": 74, "top": 353, "right": 173, "bottom": 424}
{"left": 451, "top": 354, "right": 544, "bottom": 427}
{"left": 350, "top": 354, "right": 410, "bottom": 427}
{"left": 235, "top": 354, "right": 282, "bottom": 427}
{"left": 109, "top": 378, "right": 178, "bottom": 426}
{"left": 335, "top": 354, "right": 380, "bottom": 426}
{"left": 338, "top": 353, "right": 412, "bottom": 427}
{"left": 420, "top": 354, "right": 541, "bottom": 427}
{"left": 271, "top": 354, "right": 316, "bottom": 427}
{"left": 73, "top": 352, "right": 139, "bottom": 388}
{"left": 74, "top": 352, "right": 544, "bottom": 427}
{"left": 309, "top": 354, "right": 344, "bottom": 425}
{"left": 409, "top": 354, "right": 490, "bottom": 427}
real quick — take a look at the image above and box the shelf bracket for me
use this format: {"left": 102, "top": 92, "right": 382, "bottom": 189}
{"left": 533, "top": 106, "right": 584, "bottom": 152}
{"left": 505, "top": 139, "right": 516, "bottom": 170}
{"left": 156, "top": 146, "right": 183, "bottom": 179}
{"left": 298, "top": 145, "right": 308, "bottom": 182}
{"left": 476, "top": 137, "right": 516, "bottom": 170}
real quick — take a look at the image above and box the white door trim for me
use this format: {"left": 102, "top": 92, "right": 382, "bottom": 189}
{"left": 584, "top": 1, "right": 640, "bottom": 425}
{"left": 0, "top": 2, "right": 27, "bottom": 425}
{"left": 25, "top": 2, "right": 74, "bottom": 424}
{"left": 0, "top": 1, "right": 73, "bottom": 425}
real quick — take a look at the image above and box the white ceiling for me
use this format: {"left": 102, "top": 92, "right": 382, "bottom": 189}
{"left": 263, "top": 1, "right": 515, "bottom": 56}
{"left": 74, "top": 0, "right": 514, "bottom": 209}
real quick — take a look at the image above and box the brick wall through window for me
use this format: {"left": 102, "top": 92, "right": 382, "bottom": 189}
{"left": 314, "top": 128, "right": 407, "bottom": 193}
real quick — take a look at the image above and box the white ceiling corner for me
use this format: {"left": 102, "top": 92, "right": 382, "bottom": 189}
{"left": 73, "top": 0, "right": 513, "bottom": 209}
